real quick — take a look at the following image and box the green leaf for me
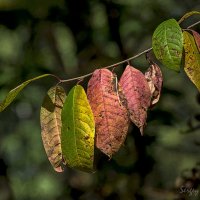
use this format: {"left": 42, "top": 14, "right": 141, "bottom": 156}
{"left": 0, "top": 74, "right": 52, "bottom": 112}
{"left": 40, "top": 86, "right": 66, "bottom": 172}
{"left": 183, "top": 31, "right": 200, "bottom": 91}
{"left": 61, "top": 85, "right": 95, "bottom": 172}
{"left": 152, "top": 19, "right": 183, "bottom": 72}
{"left": 178, "top": 11, "right": 200, "bottom": 24}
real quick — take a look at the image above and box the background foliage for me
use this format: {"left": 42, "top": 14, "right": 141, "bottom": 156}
{"left": 0, "top": 0, "right": 200, "bottom": 200}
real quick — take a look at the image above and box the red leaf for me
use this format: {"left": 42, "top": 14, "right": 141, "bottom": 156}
{"left": 145, "top": 63, "right": 163, "bottom": 107}
{"left": 119, "top": 65, "right": 151, "bottom": 135}
{"left": 87, "top": 69, "right": 129, "bottom": 157}
{"left": 191, "top": 30, "right": 200, "bottom": 51}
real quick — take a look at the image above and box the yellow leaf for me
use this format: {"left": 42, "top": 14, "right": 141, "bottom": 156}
{"left": 183, "top": 31, "right": 200, "bottom": 91}
{"left": 61, "top": 85, "right": 95, "bottom": 172}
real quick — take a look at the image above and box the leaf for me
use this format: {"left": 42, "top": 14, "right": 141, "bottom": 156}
{"left": 40, "top": 86, "right": 66, "bottom": 172}
{"left": 145, "top": 62, "right": 163, "bottom": 107}
{"left": 0, "top": 74, "right": 52, "bottom": 112}
{"left": 183, "top": 31, "right": 200, "bottom": 91}
{"left": 87, "top": 69, "right": 129, "bottom": 157}
{"left": 178, "top": 11, "right": 200, "bottom": 24}
{"left": 119, "top": 65, "right": 151, "bottom": 135}
{"left": 61, "top": 85, "right": 95, "bottom": 172}
{"left": 152, "top": 19, "right": 183, "bottom": 72}
{"left": 191, "top": 30, "right": 200, "bottom": 52}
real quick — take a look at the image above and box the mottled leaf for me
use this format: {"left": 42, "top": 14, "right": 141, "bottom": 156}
{"left": 119, "top": 65, "right": 151, "bottom": 135}
{"left": 152, "top": 19, "right": 183, "bottom": 72}
{"left": 191, "top": 30, "right": 200, "bottom": 52}
{"left": 61, "top": 85, "right": 95, "bottom": 172}
{"left": 145, "top": 63, "right": 163, "bottom": 107}
{"left": 87, "top": 69, "right": 129, "bottom": 157}
{"left": 40, "top": 86, "right": 66, "bottom": 172}
{"left": 0, "top": 74, "right": 51, "bottom": 112}
{"left": 178, "top": 11, "right": 200, "bottom": 24}
{"left": 183, "top": 31, "right": 200, "bottom": 91}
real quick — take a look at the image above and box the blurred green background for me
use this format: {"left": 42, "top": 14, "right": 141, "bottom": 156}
{"left": 0, "top": 0, "right": 200, "bottom": 200}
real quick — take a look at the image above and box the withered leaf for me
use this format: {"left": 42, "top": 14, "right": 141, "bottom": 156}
{"left": 87, "top": 69, "right": 129, "bottom": 157}
{"left": 119, "top": 65, "right": 151, "bottom": 135}
{"left": 145, "top": 63, "right": 163, "bottom": 107}
{"left": 183, "top": 31, "right": 200, "bottom": 91}
{"left": 40, "top": 86, "right": 66, "bottom": 172}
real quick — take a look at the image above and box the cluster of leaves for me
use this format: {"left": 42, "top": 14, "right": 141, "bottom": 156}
{"left": 0, "top": 11, "right": 199, "bottom": 173}
{"left": 41, "top": 63, "right": 162, "bottom": 172}
{"left": 152, "top": 11, "right": 200, "bottom": 90}
{"left": 0, "top": 63, "right": 163, "bottom": 173}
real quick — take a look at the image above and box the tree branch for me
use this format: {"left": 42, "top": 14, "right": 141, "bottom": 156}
{"left": 59, "top": 20, "right": 200, "bottom": 84}
{"left": 60, "top": 47, "right": 152, "bottom": 83}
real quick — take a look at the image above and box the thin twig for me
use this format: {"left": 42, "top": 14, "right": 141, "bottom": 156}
{"left": 60, "top": 47, "right": 152, "bottom": 83}
{"left": 187, "top": 20, "right": 200, "bottom": 29}
{"left": 178, "top": 11, "right": 200, "bottom": 24}
{"left": 60, "top": 72, "right": 94, "bottom": 83}
{"left": 60, "top": 20, "right": 200, "bottom": 83}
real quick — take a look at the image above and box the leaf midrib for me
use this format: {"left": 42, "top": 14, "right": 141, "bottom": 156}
{"left": 72, "top": 86, "right": 81, "bottom": 166}
{"left": 100, "top": 71, "right": 112, "bottom": 152}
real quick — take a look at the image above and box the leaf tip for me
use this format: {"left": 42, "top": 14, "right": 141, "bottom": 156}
{"left": 140, "top": 126, "right": 144, "bottom": 136}
{"left": 54, "top": 166, "right": 64, "bottom": 173}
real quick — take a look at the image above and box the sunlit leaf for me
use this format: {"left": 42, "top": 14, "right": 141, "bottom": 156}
{"left": 61, "top": 85, "right": 95, "bottom": 172}
{"left": 178, "top": 11, "right": 200, "bottom": 24}
{"left": 145, "top": 62, "right": 163, "bottom": 107}
{"left": 119, "top": 65, "right": 151, "bottom": 135}
{"left": 183, "top": 31, "right": 200, "bottom": 91}
{"left": 40, "top": 86, "right": 66, "bottom": 172}
{"left": 191, "top": 30, "right": 200, "bottom": 52}
{"left": 0, "top": 74, "right": 52, "bottom": 112}
{"left": 152, "top": 19, "right": 183, "bottom": 72}
{"left": 87, "top": 69, "right": 129, "bottom": 157}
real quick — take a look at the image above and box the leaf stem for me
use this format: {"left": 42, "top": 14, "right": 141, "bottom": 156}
{"left": 60, "top": 20, "right": 200, "bottom": 83}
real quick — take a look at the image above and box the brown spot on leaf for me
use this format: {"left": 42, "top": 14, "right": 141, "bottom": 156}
{"left": 87, "top": 69, "right": 129, "bottom": 157}
{"left": 145, "top": 63, "right": 163, "bottom": 107}
{"left": 119, "top": 65, "right": 151, "bottom": 135}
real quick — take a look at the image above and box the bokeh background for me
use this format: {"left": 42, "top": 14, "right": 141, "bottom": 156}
{"left": 0, "top": 0, "right": 200, "bottom": 200}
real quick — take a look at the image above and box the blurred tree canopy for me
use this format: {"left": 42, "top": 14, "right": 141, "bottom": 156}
{"left": 0, "top": 0, "right": 200, "bottom": 200}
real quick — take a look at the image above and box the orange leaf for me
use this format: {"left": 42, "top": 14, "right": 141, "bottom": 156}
{"left": 87, "top": 69, "right": 129, "bottom": 157}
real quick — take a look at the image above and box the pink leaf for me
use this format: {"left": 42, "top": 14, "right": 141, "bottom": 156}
{"left": 119, "top": 65, "right": 151, "bottom": 135}
{"left": 191, "top": 30, "right": 200, "bottom": 51}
